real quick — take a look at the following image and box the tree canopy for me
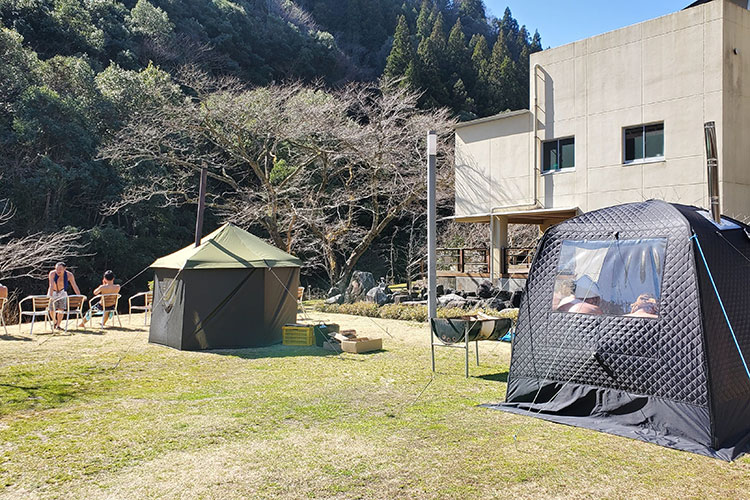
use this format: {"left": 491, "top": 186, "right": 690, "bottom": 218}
{"left": 0, "top": 0, "right": 543, "bottom": 298}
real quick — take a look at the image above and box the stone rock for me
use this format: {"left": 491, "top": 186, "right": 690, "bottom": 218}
{"left": 436, "top": 284, "right": 445, "bottom": 296}
{"left": 511, "top": 290, "right": 524, "bottom": 308}
{"left": 325, "top": 294, "right": 343, "bottom": 305}
{"left": 366, "top": 286, "right": 389, "bottom": 306}
{"left": 438, "top": 293, "right": 466, "bottom": 308}
{"left": 497, "top": 290, "right": 512, "bottom": 301}
{"left": 344, "top": 271, "right": 377, "bottom": 303}
{"left": 393, "top": 293, "right": 410, "bottom": 304}
{"left": 327, "top": 287, "right": 341, "bottom": 298}
{"left": 477, "top": 280, "right": 497, "bottom": 299}
{"left": 465, "top": 298, "right": 480, "bottom": 308}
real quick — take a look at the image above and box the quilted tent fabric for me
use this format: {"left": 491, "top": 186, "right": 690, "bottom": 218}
{"left": 485, "top": 200, "right": 750, "bottom": 461}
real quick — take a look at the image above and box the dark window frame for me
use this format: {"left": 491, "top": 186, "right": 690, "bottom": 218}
{"left": 542, "top": 136, "right": 575, "bottom": 173}
{"left": 623, "top": 122, "right": 664, "bottom": 164}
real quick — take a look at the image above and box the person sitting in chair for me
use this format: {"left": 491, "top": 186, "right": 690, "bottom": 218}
{"left": 626, "top": 293, "right": 660, "bottom": 318}
{"left": 80, "top": 270, "right": 120, "bottom": 327}
{"left": 558, "top": 275, "right": 604, "bottom": 315}
{"left": 48, "top": 262, "right": 81, "bottom": 330}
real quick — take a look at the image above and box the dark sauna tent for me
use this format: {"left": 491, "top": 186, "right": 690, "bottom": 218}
{"left": 485, "top": 200, "right": 750, "bottom": 461}
{"left": 149, "top": 223, "right": 300, "bottom": 351}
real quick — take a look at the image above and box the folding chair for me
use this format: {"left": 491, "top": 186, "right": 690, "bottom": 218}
{"left": 18, "top": 295, "right": 51, "bottom": 335}
{"left": 86, "top": 293, "right": 122, "bottom": 329}
{"left": 58, "top": 294, "right": 86, "bottom": 333}
{"left": 0, "top": 285, "right": 8, "bottom": 336}
{"left": 128, "top": 291, "right": 153, "bottom": 325}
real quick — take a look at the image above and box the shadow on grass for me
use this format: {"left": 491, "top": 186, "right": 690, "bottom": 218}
{"left": 477, "top": 371, "right": 509, "bottom": 383}
{"left": 205, "top": 344, "right": 388, "bottom": 360}
{"left": 0, "top": 379, "right": 83, "bottom": 413}
{"left": 0, "top": 334, "right": 33, "bottom": 342}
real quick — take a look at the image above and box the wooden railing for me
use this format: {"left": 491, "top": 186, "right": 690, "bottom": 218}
{"left": 435, "top": 246, "right": 536, "bottom": 275}
{"left": 436, "top": 247, "right": 489, "bottom": 274}
{"left": 504, "top": 247, "right": 536, "bottom": 273}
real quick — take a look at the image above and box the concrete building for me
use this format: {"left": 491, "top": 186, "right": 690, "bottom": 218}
{"left": 451, "top": 0, "right": 750, "bottom": 288}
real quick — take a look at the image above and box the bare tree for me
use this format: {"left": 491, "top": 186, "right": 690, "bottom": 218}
{"left": 101, "top": 78, "right": 455, "bottom": 289}
{"left": 0, "top": 200, "right": 82, "bottom": 280}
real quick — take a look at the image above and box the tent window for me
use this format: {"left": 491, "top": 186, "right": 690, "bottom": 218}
{"left": 551, "top": 238, "right": 667, "bottom": 318}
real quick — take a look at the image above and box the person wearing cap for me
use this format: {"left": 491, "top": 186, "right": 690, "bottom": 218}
{"left": 558, "top": 275, "right": 603, "bottom": 315}
{"left": 47, "top": 262, "right": 81, "bottom": 330}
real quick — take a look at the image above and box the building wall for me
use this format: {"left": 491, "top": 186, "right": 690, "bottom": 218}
{"left": 454, "top": 112, "right": 532, "bottom": 216}
{"left": 723, "top": 1, "right": 750, "bottom": 219}
{"left": 454, "top": 0, "right": 750, "bottom": 220}
{"left": 532, "top": 0, "right": 724, "bottom": 214}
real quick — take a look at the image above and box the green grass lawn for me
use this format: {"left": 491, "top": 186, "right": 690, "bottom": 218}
{"left": 1, "top": 312, "right": 749, "bottom": 499}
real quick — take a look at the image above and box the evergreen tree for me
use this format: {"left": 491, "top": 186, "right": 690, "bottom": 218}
{"left": 446, "top": 18, "right": 469, "bottom": 73}
{"left": 416, "top": 10, "right": 448, "bottom": 107}
{"left": 497, "top": 7, "right": 520, "bottom": 59}
{"left": 488, "top": 30, "right": 516, "bottom": 112}
{"left": 429, "top": 11, "right": 447, "bottom": 53}
{"left": 457, "top": 0, "right": 486, "bottom": 20}
{"left": 384, "top": 15, "right": 415, "bottom": 85}
{"left": 416, "top": 1, "right": 432, "bottom": 40}
{"left": 531, "top": 30, "right": 543, "bottom": 52}
{"left": 470, "top": 34, "right": 490, "bottom": 115}
{"left": 447, "top": 18, "right": 472, "bottom": 110}
{"left": 455, "top": 0, "right": 488, "bottom": 38}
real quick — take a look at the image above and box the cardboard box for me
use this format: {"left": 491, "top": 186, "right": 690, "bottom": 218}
{"left": 340, "top": 338, "right": 382, "bottom": 354}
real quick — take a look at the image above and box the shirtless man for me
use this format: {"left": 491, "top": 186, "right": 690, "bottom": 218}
{"left": 80, "top": 270, "right": 121, "bottom": 327}
{"left": 47, "top": 262, "right": 81, "bottom": 330}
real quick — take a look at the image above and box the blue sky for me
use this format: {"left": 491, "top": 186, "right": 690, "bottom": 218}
{"left": 484, "top": 1, "right": 692, "bottom": 49}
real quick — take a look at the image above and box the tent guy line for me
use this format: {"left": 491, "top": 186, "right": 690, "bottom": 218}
{"left": 692, "top": 233, "right": 750, "bottom": 381}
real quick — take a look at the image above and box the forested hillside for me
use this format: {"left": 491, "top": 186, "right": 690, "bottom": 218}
{"left": 0, "top": 0, "right": 542, "bottom": 296}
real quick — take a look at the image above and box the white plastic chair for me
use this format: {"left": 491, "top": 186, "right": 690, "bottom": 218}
{"left": 18, "top": 295, "right": 51, "bottom": 335}
{"left": 54, "top": 294, "right": 87, "bottom": 333}
{"left": 86, "top": 293, "right": 122, "bottom": 329}
{"left": 128, "top": 291, "right": 153, "bottom": 325}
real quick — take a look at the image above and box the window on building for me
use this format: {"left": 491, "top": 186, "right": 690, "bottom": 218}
{"left": 624, "top": 123, "right": 664, "bottom": 163}
{"left": 542, "top": 137, "right": 575, "bottom": 172}
{"left": 551, "top": 238, "right": 667, "bottom": 318}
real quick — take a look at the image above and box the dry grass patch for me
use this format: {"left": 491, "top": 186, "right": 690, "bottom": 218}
{"left": 0, "top": 312, "right": 748, "bottom": 499}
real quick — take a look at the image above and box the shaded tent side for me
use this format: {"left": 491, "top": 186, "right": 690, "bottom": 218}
{"left": 150, "top": 267, "right": 299, "bottom": 350}
{"left": 676, "top": 205, "right": 750, "bottom": 455}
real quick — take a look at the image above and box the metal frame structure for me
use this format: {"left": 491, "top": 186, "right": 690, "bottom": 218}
{"left": 430, "top": 324, "right": 481, "bottom": 378}
{"left": 128, "top": 291, "right": 153, "bottom": 325}
{"left": 54, "top": 294, "right": 87, "bottom": 333}
{"left": 18, "top": 295, "right": 51, "bottom": 335}
{"left": 86, "top": 293, "right": 122, "bottom": 329}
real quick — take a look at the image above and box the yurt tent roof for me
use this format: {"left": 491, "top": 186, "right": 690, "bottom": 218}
{"left": 151, "top": 223, "right": 301, "bottom": 270}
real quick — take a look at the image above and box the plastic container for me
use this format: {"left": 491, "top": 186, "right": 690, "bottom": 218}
{"left": 282, "top": 324, "right": 315, "bottom": 346}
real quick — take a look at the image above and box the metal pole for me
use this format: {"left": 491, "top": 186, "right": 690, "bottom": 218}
{"left": 427, "top": 131, "right": 437, "bottom": 372}
{"left": 704, "top": 121, "right": 721, "bottom": 224}
{"left": 427, "top": 131, "right": 437, "bottom": 320}
{"left": 195, "top": 165, "right": 208, "bottom": 247}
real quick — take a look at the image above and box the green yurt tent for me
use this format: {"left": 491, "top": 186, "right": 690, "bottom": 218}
{"left": 149, "top": 223, "right": 301, "bottom": 350}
